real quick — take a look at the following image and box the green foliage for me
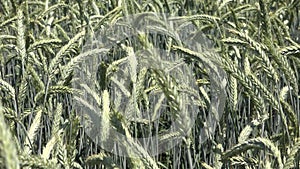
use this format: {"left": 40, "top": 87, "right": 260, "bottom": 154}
{"left": 0, "top": 0, "right": 299, "bottom": 168}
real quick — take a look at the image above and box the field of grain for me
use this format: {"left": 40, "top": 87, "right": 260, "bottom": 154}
{"left": 0, "top": 0, "right": 299, "bottom": 168}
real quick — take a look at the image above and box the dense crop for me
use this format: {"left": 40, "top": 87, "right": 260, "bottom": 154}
{"left": 0, "top": 0, "right": 299, "bottom": 168}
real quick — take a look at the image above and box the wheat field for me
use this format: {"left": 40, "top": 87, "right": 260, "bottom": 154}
{"left": 0, "top": 0, "right": 300, "bottom": 168}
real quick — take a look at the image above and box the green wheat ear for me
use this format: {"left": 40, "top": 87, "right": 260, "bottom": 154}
{"left": 228, "top": 156, "right": 258, "bottom": 167}
{"left": 222, "top": 137, "right": 283, "bottom": 169}
{"left": 100, "top": 90, "right": 110, "bottom": 142}
{"left": 200, "top": 161, "right": 214, "bottom": 169}
{"left": 0, "top": 105, "right": 20, "bottom": 169}
{"left": 238, "top": 116, "right": 268, "bottom": 143}
{"left": 86, "top": 151, "right": 120, "bottom": 168}
{"left": 284, "top": 138, "right": 300, "bottom": 169}
{"left": 42, "top": 103, "right": 63, "bottom": 160}
{"left": 23, "top": 109, "right": 42, "bottom": 155}
{"left": 19, "top": 153, "right": 58, "bottom": 169}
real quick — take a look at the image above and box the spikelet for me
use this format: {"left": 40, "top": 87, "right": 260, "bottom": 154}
{"left": 279, "top": 45, "right": 300, "bottom": 55}
{"left": 279, "top": 86, "right": 291, "bottom": 100}
{"left": 229, "top": 156, "right": 258, "bottom": 167}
